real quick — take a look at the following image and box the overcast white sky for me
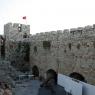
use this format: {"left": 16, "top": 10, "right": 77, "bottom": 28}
{"left": 0, "top": 0, "right": 95, "bottom": 34}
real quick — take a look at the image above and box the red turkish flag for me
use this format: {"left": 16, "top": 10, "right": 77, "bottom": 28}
{"left": 22, "top": 16, "right": 26, "bottom": 19}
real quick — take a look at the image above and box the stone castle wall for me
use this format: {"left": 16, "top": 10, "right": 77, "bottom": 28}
{"left": 30, "top": 24, "right": 95, "bottom": 85}
{"left": 3, "top": 22, "right": 95, "bottom": 85}
{"left": 4, "top": 23, "right": 30, "bottom": 60}
{"left": 4, "top": 23, "right": 30, "bottom": 41}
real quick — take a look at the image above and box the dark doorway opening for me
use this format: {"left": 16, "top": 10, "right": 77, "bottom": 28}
{"left": 1, "top": 37, "right": 5, "bottom": 59}
{"left": 32, "top": 65, "right": 39, "bottom": 77}
{"left": 46, "top": 69, "right": 58, "bottom": 84}
{"left": 69, "top": 72, "right": 86, "bottom": 82}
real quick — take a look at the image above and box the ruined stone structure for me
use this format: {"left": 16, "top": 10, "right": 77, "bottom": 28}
{"left": 30, "top": 25, "right": 95, "bottom": 85}
{"left": 2, "top": 22, "right": 95, "bottom": 85}
{"left": 4, "top": 23, "right": 30, "bottom": 60}
{"left": 4, "top": 22, "right": 30, "bottom": 41}
{"left": 3, "top": 23, "right": 30, "bottom": 73}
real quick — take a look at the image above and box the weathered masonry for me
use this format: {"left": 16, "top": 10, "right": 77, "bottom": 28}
{"left": 30, "top": 25, "right": 95, "bottom": 85}
{"left": 3, "top": 22, "right": 95, "bottom": 85}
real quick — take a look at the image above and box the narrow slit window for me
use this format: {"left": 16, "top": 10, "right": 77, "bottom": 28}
{"left": 77, "top": 43, "right": 81, "bottom": 49}
{"left": 43, "top": 41, "right": 51, "bottom": 49}
{"left": 68, "top": 43, "right": 72, "bottom": 50}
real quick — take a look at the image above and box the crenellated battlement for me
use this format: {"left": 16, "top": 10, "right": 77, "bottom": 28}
{"left": 3, "top": 22, "right": 95, "bottom": 85}
{"left": 4, "top": 22, "right": 30, "bottom": 41}
{"left": 30, "top": 24, "right": 95, "bottom": 41}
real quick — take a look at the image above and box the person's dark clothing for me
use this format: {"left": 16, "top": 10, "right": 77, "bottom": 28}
{"left": 38, "top": 85, "right": 67, "bottom": 95}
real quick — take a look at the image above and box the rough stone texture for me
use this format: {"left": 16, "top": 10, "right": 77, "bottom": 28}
{"left": 4, "top": 23, "right": 30, "bottom": 41}
{"left": 4, "top": 23, "right": 30, "bottom": 61}
{"left": 4, "top": 23, "right": 31, "bottom": 73}
{"left": 30, "top": 25, "right": 95, "bottom": 85}
{"left": 3, "top": 22, "right": 95, "bottom": 85}
{"left": 0, "top": 60, "right": 18, "bottom": 87}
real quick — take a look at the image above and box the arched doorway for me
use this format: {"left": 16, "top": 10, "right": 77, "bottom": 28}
{"left": 69, "top": 72, "right": 86, "bottom": 82}
{"left": 32, "top": 65, "right": 39, "bottom": 77}
{"left": 46, "top": 69, "right": 57, "bottom": 84}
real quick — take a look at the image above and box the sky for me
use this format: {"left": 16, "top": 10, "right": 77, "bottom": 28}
{"left": 0, "top": 0, "right": 95, "bottom": 34}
